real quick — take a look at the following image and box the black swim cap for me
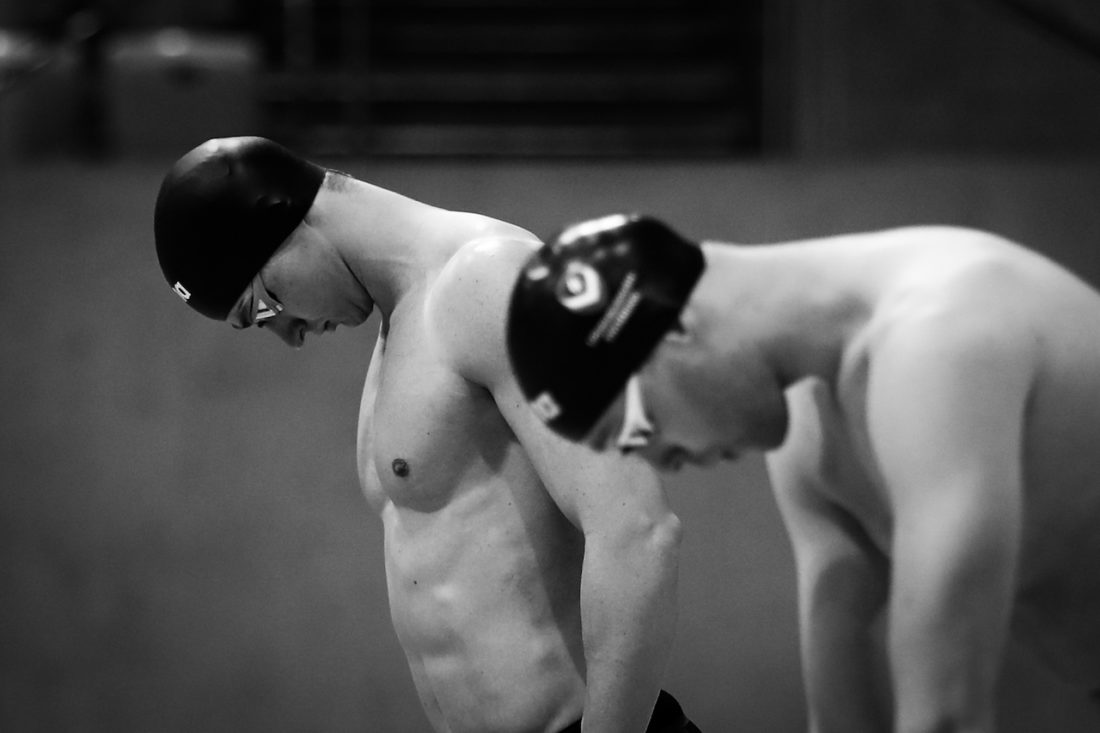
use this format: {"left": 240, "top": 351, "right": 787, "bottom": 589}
{"left": 154, "top": 136, "right": 326, "bottom": 320}
{"left": 506, "top": 214, "right": 705, "bottom": 441}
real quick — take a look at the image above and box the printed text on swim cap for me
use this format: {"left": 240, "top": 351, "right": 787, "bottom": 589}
{"left": 586, "top": 272, "right": 640, "bottom": 347}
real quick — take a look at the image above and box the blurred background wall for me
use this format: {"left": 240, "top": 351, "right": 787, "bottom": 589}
{"left": 2, "top": 1, "right": 1100, "bottom": 731}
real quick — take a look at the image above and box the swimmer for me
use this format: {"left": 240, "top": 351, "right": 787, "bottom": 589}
{"left": 508, "top": 213, "right": 1100, "bottom": 733}
{"left": 154, "top": 140, "right": 701, "bottom": 733}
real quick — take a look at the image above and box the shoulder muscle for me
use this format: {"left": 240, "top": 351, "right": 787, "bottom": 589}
{"left": 427, "top": 234, "right": 540, "bottom": 386}
{"left": 866, "top": 310, "right": 1037, "bottom": 505}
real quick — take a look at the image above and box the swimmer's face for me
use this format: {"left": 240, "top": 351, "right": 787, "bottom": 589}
{"left": 228, "top": 231, "right": 374, "bottom": 348}
{"left": 587, "top": 376, "right": 657, "bottom": 458}
{"left": 586, "top": 374, "right": 741, "bottom": 473}
{"left": 585, "top": 339, "right": 788, "bottom": 472}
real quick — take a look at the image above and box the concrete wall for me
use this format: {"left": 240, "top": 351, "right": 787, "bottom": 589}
{"left": 787, "top": 0, "right": 1100, "bottom": 155}
{"left": 3, "top": 155, "right": 1100, "bottom": 731}
{"left": 6, "top": 1, "right": 1100, "bottom": 159}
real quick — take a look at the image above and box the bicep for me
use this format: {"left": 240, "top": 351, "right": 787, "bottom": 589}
{"left": 866, "top": 318, "right": 1033, "bottom": 517}
{"left": 769, "top": 382, "right": 888, "bottom": 615}
{"left": 771, "top": 459, "right": 888, "bottom": 626}
{"left": 771, "top": 459, "right": 891, "bottom": 733}
{"left": 865, "top": 320, "right": 1033, "bottom": 615}
{"left": 494, "top": 373, "right": 670, "bottom": 532}
{"left": 866, "top": 318, "right": 1035, "bottom": 711}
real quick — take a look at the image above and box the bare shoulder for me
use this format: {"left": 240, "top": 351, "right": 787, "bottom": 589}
{"left": 877, "top": 224, "right": 1011, "bottom": 248}
{"left": 858, "top": 292, "right": 1040, "bottom": 439}
{"left": 861, "top": 226, "right": 1053, "bottom": 371}
{"left": 878, "top": 299, "right": 1030, "bottom": 363}
{"left": 427, "top": 231, "right": 541, "bottom": 386}
{"left": 864, "top": 225, "right": 1038, "bottom": 274}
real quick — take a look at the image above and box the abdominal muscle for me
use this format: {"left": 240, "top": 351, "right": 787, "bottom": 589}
{"left": 357, "top": 311, "right": 589, "bottom": 731}
{"left": 374, "top": 454, "right": 587, "bottom": 732}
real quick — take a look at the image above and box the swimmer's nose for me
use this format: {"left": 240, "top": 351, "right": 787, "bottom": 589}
{"left": 264, "top": 317, "right": 305, "bottom": 348}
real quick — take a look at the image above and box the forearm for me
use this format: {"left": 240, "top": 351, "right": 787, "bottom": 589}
{"left": 889, "top": 505, "right": 1019, "bottom": 733}
{"left": 801, "top": 555, "right": 890, "bottom": 733}
{"left": 804, "top": 613, "right": 889, "bottom": 733}
{"left": 580, "top": 514, "right": 682, "bottom": 733}
{"left": 889, "top": 604, "right": 1006, "bottom": 733}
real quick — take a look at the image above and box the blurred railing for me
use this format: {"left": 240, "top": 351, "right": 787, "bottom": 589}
{"left": 0, "top": 0, "right": 764, "bottom": 159}
{"left": 260, "top": 0, "right": 763, "bottom": 157}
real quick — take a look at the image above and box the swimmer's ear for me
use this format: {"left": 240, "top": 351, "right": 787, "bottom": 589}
{"left": 662, "top": 301, "right": 698, "bottom": 345}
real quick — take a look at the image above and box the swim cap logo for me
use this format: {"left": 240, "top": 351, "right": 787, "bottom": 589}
{"left": 172, "top": 282, "right": 192, "bottom": 302}
{"left": 556, "top": 262, "right": 606, "bottom": 314}
{"left": 532, "top": 391, "right": 562, "bottom": 423}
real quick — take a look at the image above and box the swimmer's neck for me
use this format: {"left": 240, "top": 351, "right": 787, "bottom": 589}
{"left": 696, "top": 241, "right": 871, "bottom": 388}
{"left": 309, "top": 178, "right": 474, "bottom": 321}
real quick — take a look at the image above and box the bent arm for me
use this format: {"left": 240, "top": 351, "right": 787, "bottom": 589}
{"left": 432, "top": 235, "right": 681, "bottom": 732}
{"left": 775, "top": 484, "right": 890, "bottom": 733}
{"left": 500, "top": 378, "right": 682, "bottom": 733}
{"left": 887, "top": 481, "right": 1021, "bottom": 733}
{"left": 867, "top": 318, "right": 1033, "bottom": 733}
{"left": 769, "top": 387, "right": 891, "bottom": 733}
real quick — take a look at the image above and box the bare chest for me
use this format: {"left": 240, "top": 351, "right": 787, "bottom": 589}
{"left": 356, "top": 328, "right": 516, "bottom": 513}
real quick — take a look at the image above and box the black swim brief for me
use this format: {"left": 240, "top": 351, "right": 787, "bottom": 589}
{"left": 558, "top": 689, "right": 701, "bottom": 733}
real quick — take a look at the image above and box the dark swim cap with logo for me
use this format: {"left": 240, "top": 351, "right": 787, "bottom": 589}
{"left": 154, "top": 136, "right": 325, "bottom": 320}
{"left": 506, "top": 214, "right": 705, "bottom": 441}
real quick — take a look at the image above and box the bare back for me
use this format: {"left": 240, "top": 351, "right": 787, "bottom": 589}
{"left": 774, "top": 226, "right": 1100, "bottom": 688}
{"left": 356, "top": 220, "right": 586, "bottom": 732}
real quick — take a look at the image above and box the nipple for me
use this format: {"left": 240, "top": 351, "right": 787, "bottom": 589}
{"left": 392, "top": 458, "right": 410, "bottom": 478}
